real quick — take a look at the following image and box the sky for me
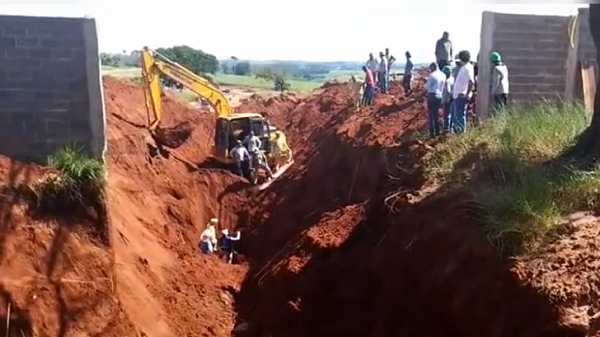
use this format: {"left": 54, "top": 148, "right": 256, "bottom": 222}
{"left": 1, "top": 1, "right": 588, "bottom": 62}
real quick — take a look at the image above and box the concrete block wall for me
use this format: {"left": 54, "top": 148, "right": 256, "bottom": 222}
{"left": 478, "top": 12, "right": 571, "bottom": 121}
{"left": 0, "top": 15, "right": 105, "bottom": 163}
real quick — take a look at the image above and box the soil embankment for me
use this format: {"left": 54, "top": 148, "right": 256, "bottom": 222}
{"left": 1, "top": 75, "right": 599, "bottom": 337}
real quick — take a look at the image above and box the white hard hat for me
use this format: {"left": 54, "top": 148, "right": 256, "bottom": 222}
{"left": 222, "top": 228, "right": 229, "bottom": 235}
{"left": 210, "top": 218, "right": 219, "bottom": 223}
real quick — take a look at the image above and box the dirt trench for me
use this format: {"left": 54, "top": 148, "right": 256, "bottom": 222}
{"left": 230, "top": 82, "right": 587, "bottom": 337}
{"left": 0, "top": 77, "right": 597, "bottom": 337}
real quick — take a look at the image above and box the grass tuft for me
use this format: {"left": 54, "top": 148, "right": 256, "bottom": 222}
{"left": 426, "top": 103, "right": 600, "bottom": 255}
{"left": 31, "top": 146, "right": 105, "bottom": 212}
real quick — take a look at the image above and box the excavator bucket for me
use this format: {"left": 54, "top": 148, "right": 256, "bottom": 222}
{"left": 151, "top": 121, "right": 194, "bottom": 149}
{"left": 257, "top": 159, "right": 294, "bottom": 191}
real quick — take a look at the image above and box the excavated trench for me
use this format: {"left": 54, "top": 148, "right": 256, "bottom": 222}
{"left": 1, "top": 77, "right": 590, "bottom": 337}
{"left": 229, "top": 139, "right": 584, "bottom": 337}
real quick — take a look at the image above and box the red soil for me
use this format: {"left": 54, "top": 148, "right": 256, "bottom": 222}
{"left": 0, "top": 74, "right": 598, "bottom": 337}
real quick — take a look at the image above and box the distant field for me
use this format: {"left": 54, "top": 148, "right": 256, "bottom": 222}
{"left": 101, "top": 66, "right": 364, "bottom": 93}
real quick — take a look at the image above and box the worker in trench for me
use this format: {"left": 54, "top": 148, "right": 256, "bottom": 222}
{"left": 219, "top": 228, "right": 241, "bottom": 264}
{"left": 231, "top": 140, "right": 251, "bottom": 178}
{"left": 199, "top": 218, "right": 218, "bottom": 254}
{"left": 272, "top": 130, "right": 293, "bottom": 171}
{"left": 489, "top": 51, "right": 510, "bottom": 112}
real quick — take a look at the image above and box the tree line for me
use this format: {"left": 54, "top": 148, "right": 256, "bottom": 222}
{"left": 100, "top": 46, "right": 352, "bottom": 92}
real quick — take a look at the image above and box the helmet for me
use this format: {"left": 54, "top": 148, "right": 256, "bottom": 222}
{"left": 490, "top": 51, "right": 501, "bottom": 63}
{"left": 210, "top": 218, "right": 219, "bottom": 224}
{"left": 441, "top": 65, "right": 452, "bottom": 75}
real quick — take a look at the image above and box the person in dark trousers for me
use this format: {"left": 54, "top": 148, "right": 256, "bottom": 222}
{"left": 219, "top": 229, "right": 241, "bottom": 264}
{"left": 441, "top": 65, "right": 454, "bottom": 132}
{"left": 362, "top": 65, "right": 376, "bottom": 106}
{"left": 451, "top": 50, "right": 475, "bottom": 134}
{"left": 231, "top": 140, "right": 250, "bottom": 178}
{"left": 435, "top": 31, "right": 453, "bottom": 70}
{"left": 490, "top": 51, "right": 509, "bottom": 111}
{"left": 403, "top": 51, "right": 414, "bottom": 94}
{"left": 425, "top": 62, "right": 445, "bottom": 138}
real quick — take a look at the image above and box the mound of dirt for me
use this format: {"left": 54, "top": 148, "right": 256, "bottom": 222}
{"left": 236, "top": 94, "right": 298, "bottom": 134}
{"left": 0, "top": 156, "right": 136, "bottom": 337}
{"left": 103, "top": 76, "right": 252, "bottom": 336}
{"left": 232, "top": 77, "right": 598, "bottom": 337}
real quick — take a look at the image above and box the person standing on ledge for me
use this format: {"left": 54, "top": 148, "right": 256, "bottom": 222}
{"left": 425, "top": 62, "right": 446, "bottom": 138}
{"left": 490, "top": 51, "right": 510, "bottom": 111}
{"left": 451, "top": 50, "right": 475, "bottom": 134}
{"left": 435, "top": 31, "right": 453, "bottom": 70}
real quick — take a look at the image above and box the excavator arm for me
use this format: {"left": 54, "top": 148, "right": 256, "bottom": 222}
{"left": 140, "top": 46, "right": 233, "bottom": 131}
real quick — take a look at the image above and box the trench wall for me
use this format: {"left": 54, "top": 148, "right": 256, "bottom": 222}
{"left": 0, "top": 15, "right": 105, "bottom": 163}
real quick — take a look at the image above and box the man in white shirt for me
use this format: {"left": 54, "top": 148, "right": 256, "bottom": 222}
{"left": 425, "top": 63, "right": 446, "bottom": 138}
{"left": 231, "top": 140, "right": 250, "bottom": 178}
{"left": 451, "top": 50, "right": 475, "bottom": 134}
{"left": 200, "top": 219, "right": 218, "bottom": 254}
{"left": 378, "top": 52, "right": 389, "bottom": 94}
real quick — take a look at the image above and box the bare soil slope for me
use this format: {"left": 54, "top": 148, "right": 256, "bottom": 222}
{"left": 104, "top": 76, "right": 250, "bottom": 337}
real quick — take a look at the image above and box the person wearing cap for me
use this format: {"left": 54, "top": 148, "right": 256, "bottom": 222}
{"left": 425, "top": 62, "right": 445, "bottom": 138}
{"left": 219, "top": 228, "right": 241, "bottom": 264}
{"left": 490, "top": 51, "right": 509, "bottom": 110}
{"left": 378, "top": 51, "right": 389, "bottom": 94}
{"left": 451, "top": 50, "right": 475, "bottom": 134}
{"left": 231, "top": 139, "right": 250, "bottom": 178}
{"left": 441, "top": 65, "right": 454, "bottom": 132}
{"left": 435, "top": 31, "right": 453, "bottom": 70}
{"left": 200, "top": 219, "right": 218, "bottom": 254}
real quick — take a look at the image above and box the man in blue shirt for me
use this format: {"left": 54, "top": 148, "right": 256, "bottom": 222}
{"left": 219, "top": 228, "right": 241, "bottom": 264}
{"left": 425, "top": 62, "right": 446, "bottom": 138}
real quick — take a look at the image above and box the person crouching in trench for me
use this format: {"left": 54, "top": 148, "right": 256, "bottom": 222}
{"left": 219, "top": 228, "right": 241, "bottom": 264}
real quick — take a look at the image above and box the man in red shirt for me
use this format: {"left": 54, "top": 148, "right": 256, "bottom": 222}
{"left": 362, "top": 65, "right": 375, "bottom": 106}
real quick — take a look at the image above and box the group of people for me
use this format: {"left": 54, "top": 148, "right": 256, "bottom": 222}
{"left": 358, "top": 47, "right": 416, "bottom": 107}
{"left": 200, "top": 218, "right": 241, "bottom": 264}
{"left": 230, "top": 129, "right": 293, "bottom": 182}
{"left": 424, "top": 32, "right": 510, "bottom": 138}
{"left": 359, "top": 49, "right": 396, "bottom": 106}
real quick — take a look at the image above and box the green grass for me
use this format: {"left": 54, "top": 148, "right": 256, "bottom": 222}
{"left": 101, "top": 67, "right": 351, "bottom": 92}
{"left": 213, "top": 73, "right": 320, "bottom": 92}
{"left": 426, "top": 103, "right": 600, "bottom": 255}
{"left": 32, "top": 146, "right": 105, "bottom": 210}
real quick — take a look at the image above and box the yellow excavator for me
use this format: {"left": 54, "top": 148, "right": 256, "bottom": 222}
{"left": 140, "top": 46, "right": 294, "bottom": 189}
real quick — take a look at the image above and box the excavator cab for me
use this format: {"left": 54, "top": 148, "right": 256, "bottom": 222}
{"left": 214, "top": 114, "right": 272, "bottom": 163}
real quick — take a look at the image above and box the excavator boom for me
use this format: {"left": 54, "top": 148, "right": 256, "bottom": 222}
{"left": 141, "top": 46, "right": 232, "bottom": 132}
{"left": 138, "top": 46, "right": 294, "bottom": 188}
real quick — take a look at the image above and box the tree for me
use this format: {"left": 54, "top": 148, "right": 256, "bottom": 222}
{"left": 565, "top": 5, "right": 600, "bottom": 163}
{"left": 234, "top": 61, "right": 251, "bottom": 76}
{"left": 255, "top": 68, "right": 290, "bottom": 92}
{"left": 100, "top": 53, "right": 120, "bottom": 67}
{"left": 155, "top": 45, "right": 219, "bottom": 75}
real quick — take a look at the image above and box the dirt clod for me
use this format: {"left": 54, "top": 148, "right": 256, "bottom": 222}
{"left": 152, "top": 121, "right": 194, "bottom": 149}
